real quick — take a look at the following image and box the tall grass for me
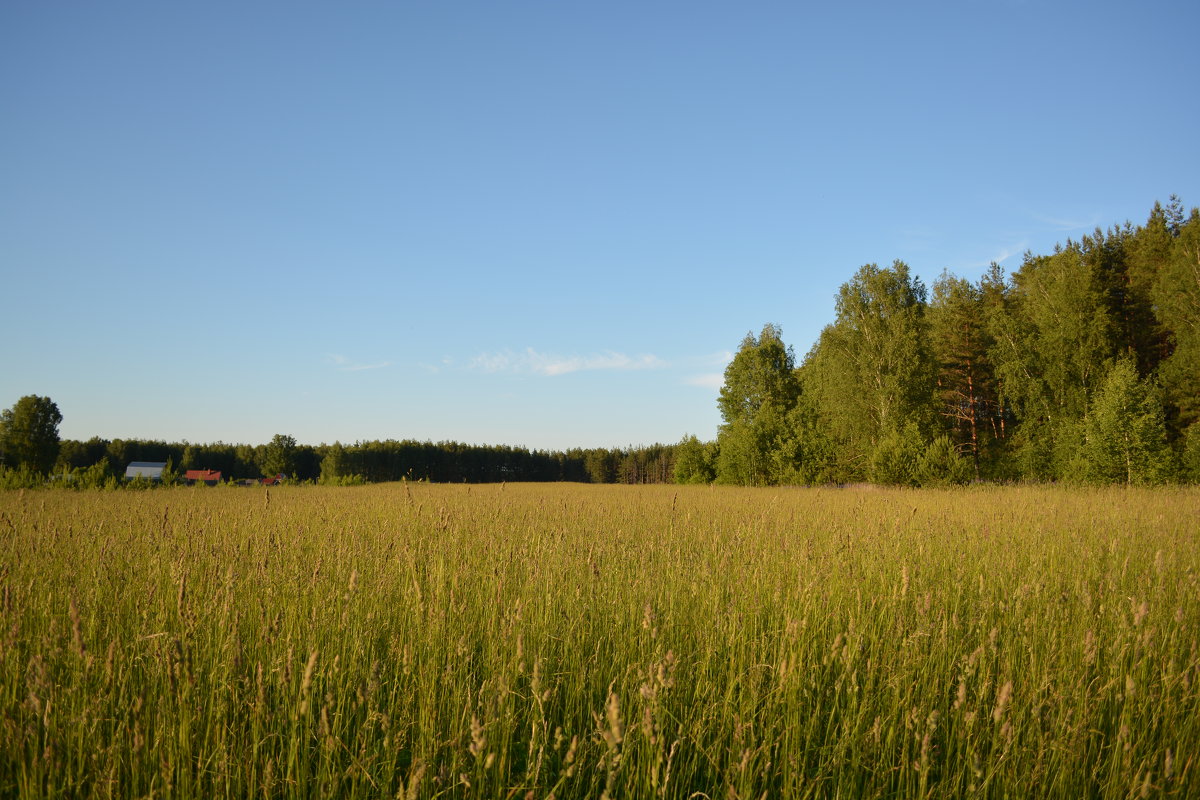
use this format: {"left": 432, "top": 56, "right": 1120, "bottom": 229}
{"left": 1, "top": 483, "right": 1197, "bottom": 797}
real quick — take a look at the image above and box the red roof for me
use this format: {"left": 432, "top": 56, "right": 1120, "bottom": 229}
{"left": 185, "top": 470, "right": 222, "bottom": 481}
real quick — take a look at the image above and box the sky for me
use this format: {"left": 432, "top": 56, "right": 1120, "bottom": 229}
{"left": 2, "top": 1, "right": 1198, "bottom": 451}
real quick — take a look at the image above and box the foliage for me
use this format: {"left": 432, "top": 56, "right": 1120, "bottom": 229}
{"left": 715, "top": 324, "right": 799, "bottom": 485}
{"left": 159, "top": 457, "right": 179, "bottom": 486}
{"left": 42, "top": 435, "right": 679, "bottom": 487}
{"left": 1181, "top": 424, "right": 1200, "bottom": 483}
{"left": 52, "top": 457, "right": 117, "bottom": 490}
{"left": 1080, "top": 358, "right": 1174, "bottom": 485}
{"left": 319, "top": 442, "right": 348, "bottom": 482}
{"left": 711, "top": 198, "right": 1200, "bottom": 486}
{"left": 317, "top": 472, "right": 368, "bottom": 486}
{"left": 0, "top": 465, "right": 42, "bottom": 489}
{"left": 868, "top": 423, "right": 925, "bottom": 486}
{"left": 802, "top": 262, "right": 934, "bottom": 481}
{"left": 672, "top": 435, "right": 716, "bottom": 484}
{"left": 928, "top": 270, "right": 1000, "bottom": 479}
{"left": 260, "top": 433, "right": 298, "bottom": 479}
{"left": 1153, "top": 208, "right": 1200, "bottom": 430}
{"left": 916, "top": 434, "right": 973, "bottom": 486}
{"left": 0, "top": 394, "right": 62, "bottom": 474}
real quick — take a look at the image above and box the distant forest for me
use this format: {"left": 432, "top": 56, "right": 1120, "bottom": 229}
{"left": 48, "top": 436, "right": 677, "bottom": 486}
{"left": 3, "top": 198, "right": 1198, "bottom": 488}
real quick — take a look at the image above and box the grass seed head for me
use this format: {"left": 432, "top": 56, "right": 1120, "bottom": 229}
{"left": 470, "top": 715, "right": 487, "bottom": 757}
{"left": 992, "top": 681, "right": 1013, "bottom": 724}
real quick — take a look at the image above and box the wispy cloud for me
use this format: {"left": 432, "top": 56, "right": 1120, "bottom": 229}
{"left": 1034, "top": 213, "right": 1098, "bottom": 232}
{"left": 962, "top": 240, "right": 1028, "bottom": 269}
{"left": 469, "top": 348, "right": 667, "bottom": 376}
{"left": 328, "top": 354, "right": 392, "bottom": 372}
{"left": 676, "top": 351, "right": 732, "bottom": 390}
{"left": 685, "top": 373, "right": 725, "bottom": 389}
{"left": 991, "top": 243, "right": 1025, "bottom": 264}
{"left": 417, "top": 357, "right": 455, "bottom": 374}
{"left": 705, "top": 350, "right": 735, "bottom": 367}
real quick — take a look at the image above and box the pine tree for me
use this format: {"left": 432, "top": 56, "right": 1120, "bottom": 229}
{"left": 1152, "top": 208, "right": 1200, "bottom": 432}
{"left": 929, "top": 271, "right": 999, "bottom": 479}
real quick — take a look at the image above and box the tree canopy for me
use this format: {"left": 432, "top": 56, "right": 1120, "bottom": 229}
{"left": 707, "top": 198, "right": 1200, "bottom": 486}
{"left": 715, "top": 324, "right": 800, "bottom": 485}
{"left": 0, "top": 395, "right": 62, "bottom": 475}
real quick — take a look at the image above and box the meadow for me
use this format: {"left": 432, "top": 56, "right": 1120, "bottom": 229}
{"left": 1, "top": 483, "right": 1197, "bottom": 798}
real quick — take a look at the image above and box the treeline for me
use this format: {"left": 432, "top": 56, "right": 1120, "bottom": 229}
{"left": 679, "top": 197, "right": 1200, "bottom": 486}
{"left": 3, "top": 396, "right": 681, "bottom": 487}
{"left": 320, "top": 440, "right": 676, "bottom": 484}
{"left": 38, "top": 436, "right": 679, "bottom": 486}
{"left": 7, "top": 198, "right": 1196, "bottom": 490}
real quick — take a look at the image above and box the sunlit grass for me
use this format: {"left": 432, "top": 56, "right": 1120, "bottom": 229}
{"left": 1, "top": 483, "right": 1197, "bottom": 798}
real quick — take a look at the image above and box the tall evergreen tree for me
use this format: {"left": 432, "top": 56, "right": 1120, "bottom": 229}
{"left": 1124, "top": 206, "right": 1176, "bottom": 373}
{"left": 929, "top": 271, "right": 999, "bottom": 479}
{"left": 989, "top": 245, "right": 1118, "bottom": 477}
{"left": 1152, "top": 208, "right": 1200, "bottom": 432}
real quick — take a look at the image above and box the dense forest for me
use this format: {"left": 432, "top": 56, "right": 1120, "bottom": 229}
{"left": 3, "top": 198, "right": 1197, "bottom": 488}
{"left": 678, "top": 197, "right": 1200, "bottom": 486}
{"left": 0, "top": 428, "right": 678, "bottom": 488}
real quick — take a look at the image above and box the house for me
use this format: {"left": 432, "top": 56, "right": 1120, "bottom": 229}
{"left": 184, "top": 469, "right": 222, "bottom": 486}
{"left": 125, "top": 461, "right": 167, "bottom": 480}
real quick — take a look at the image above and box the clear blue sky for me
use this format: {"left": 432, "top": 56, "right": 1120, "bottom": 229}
{"left": 2, "top": 1, "right": 1197, "bottom": 450}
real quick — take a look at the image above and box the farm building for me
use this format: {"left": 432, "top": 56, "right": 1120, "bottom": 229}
{"left": 239, "top": 473, "right": 286, "bottom": 486}
{"left": 184, "top": 469, "right": 222, "bottom": 486}
{"left": 125, "top": 461, "right": 167, "bottom": 480}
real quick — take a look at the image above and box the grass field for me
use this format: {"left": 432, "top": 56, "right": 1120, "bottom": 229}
{"left": 1, "top": 483, "right": 1197, "bottom": 798}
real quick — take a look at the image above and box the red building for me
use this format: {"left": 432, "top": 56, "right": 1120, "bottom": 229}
{"left": 185, "top": 469, "right": 223, "bottom": 486}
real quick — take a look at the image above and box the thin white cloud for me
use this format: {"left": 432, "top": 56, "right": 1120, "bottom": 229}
{"left": 991, "top": 243, "right": 1025, "bottom": 264}
{"left": 685, "top": 373, "right": 725, "bottom": 389}
{"left": 328, "top": 354, "right": 392, "bottom": 372}
{"left": 706, "top": 350, "right": 735, "bottom": 367}
{"left": 962, "top": 240, "right": 1028, "bottom": 270}
{"left": 469, "top": 348, "right": 667, "bottom": 376}
{"left": 1033, "top": 213, "right": 1098, "bottom": 232}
